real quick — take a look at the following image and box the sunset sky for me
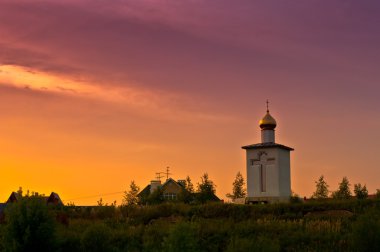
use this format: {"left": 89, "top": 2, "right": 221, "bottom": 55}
{"left": 1, "top": 0, "right": 380, "bottom": 205}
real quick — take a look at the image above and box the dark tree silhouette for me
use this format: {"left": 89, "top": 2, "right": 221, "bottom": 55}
{"left": 196, "top": 173, "right": 217, "bottom": 203}
{"left": 312, "top": 175, "right": 329, "bottom": 199}
{"left": 354, "top": 183, "right": 368, "bottom": 200}
{"left": 123, "top": 180, "right": 140, "bottom": 205}
{"left": 226, "top": 172, "right": 246, "bottom": 200}
{"left": 332, "top": 176, "right": 352, "bottom": 199}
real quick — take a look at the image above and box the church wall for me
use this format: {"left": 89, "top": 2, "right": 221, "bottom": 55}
{"left": 278, "top": 148, "right": 291, "bottom": 197}
{"left": 246, "top": 147, "right": 292, "bottom": 201}
{"left": 246, "top": 148, "right": 281, "bottom": 198}
{"left": 246, "top": 149, "right": 254, "bottom": 197}
{"left": 261, "top": 129, "right": 275, "bottom": 143}
{"left": 265, "top": 163, "right": 279, "bottom": 196}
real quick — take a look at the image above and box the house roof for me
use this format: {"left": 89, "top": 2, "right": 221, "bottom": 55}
{"left": 161, "top": 178, "right": 185, "bottom": 190}
{"left": 5, "top": 192, "right": 63, "bottom": 205}
{"left": 137, "top": 178, "right": 187, "bottom": 197}
{"left": 193, "top": 192, "right": 221, "bottom": 201}
{"left": 6, "top": 192, "right": 22, "bottom": 203}
{"left": 137, "top": 185, "right": 151, "bottom": 197}
{"left": 47, "top": 192, "right": 63, "bottom": 205}
{"left": 242, "top": 142, "right": 294, "bottom": 151}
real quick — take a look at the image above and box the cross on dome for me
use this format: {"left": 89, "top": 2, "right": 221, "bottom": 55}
{"left": 259, "top": 100, "right": 277, "bottom": 130}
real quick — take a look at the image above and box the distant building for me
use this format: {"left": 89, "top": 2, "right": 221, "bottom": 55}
{"left": 242, "top": 102, "right": 294, "bottom": 203}
{"left": 0, "top": 191, "right": 63, "bottom": 223}
{"left": 4, "top": 191, "right": 63, "bottom": 205}
{"left": 138, "top": 177, "right": 220, "bottom": 203}
{"left": 0, "top": 191, "right": 63, "bottom": 212}
{"left": 47, "top": 192, "right": 63, "bottom": 205}
{"left": 6, "top": 191, "right": 22, "bottom": 203}
{"left": 138, "top": 178, "right": 187, "bottom": 201}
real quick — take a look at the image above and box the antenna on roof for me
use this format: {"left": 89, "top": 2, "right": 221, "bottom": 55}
{"left": 165, "top": 166, "right": 172, "bottom": 180}
{"left": 155, "top": 172, "right": 164, "bottom": 181}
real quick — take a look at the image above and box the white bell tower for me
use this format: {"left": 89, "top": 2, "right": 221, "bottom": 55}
{"left": 242, "top": 101, "right": 294, "bottom": 203}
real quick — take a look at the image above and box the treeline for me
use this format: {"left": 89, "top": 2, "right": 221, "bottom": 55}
{"left": 121, "top": 171, "right": 247, "bottom": 207}
{"left": 311, "top": 175, "right": 379, "bottom": 200}
{"left": 122, "top": 173, "right": 220, "bottom": 206}
{"left": 1, "top": 195, "right": 380, "bottom": 251}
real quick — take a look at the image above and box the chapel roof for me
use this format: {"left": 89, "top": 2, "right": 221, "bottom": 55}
{"left": 241, "top": 142, "right": 294, "bottom": 151}
{"left": 259, "top": 100, "right": 277, "bottom": 130}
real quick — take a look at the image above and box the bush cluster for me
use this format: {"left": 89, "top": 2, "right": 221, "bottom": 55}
{"left": 1, "top": 199, "right": 380, "bottom": 251}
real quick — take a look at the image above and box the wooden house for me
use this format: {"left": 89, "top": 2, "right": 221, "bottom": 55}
{"left": 138, "top": 178, "right": 187, "bottom": 201}
{"left": 4, "top": 191, "right": 62, "bottom": 205}
{"left": 138, "top": 178, "right": 220, "bottom": 203}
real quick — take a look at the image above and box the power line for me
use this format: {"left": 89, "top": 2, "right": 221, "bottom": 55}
{"left": 63, "top": 191, "right": 125, "bottom": 202}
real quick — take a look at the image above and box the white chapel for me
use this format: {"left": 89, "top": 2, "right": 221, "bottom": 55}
{"left": 242, "top": 102, "right": 294, "bottom": 203}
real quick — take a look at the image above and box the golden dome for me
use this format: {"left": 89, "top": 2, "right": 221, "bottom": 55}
{"left": 259, "top": 112, "right": 277, "bottom": 130}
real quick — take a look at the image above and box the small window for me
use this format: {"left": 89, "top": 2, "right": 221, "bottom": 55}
{"left": 163, "top": 193, "right": 177, "bottom": 200}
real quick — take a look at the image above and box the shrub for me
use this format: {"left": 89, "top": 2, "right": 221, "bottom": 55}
{"left": 198, "top": 219, "right": 231, "bottom": 251}
{"left": 81, "top": 223, "right": 114, "bottom": 252}
{"left": 354, "top": 183, "right": 368, "bottom": 200}
{"left": 352, "top": 209, "right": 380, "bottom": 252}
{"left": 142, "top": 220, "right": 170, "bottom": 252}
{"left": 290, "top": 194, "right": 303, "bottom": 204}
{"left": 58, "top": 229, "right": 81, "bottom": 252}
{"left": 227, "top": 236, "right": 280, "bottom": 252}
{"left": 4, "top": 196, "right": 58, "bottom": 252}
{"left": 163, "top": 222, "right": 200, "bottom": 252}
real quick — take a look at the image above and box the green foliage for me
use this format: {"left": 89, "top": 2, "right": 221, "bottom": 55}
{"left": 290, "top": 191, "right": 303, "bottom": 203}
{"left": 0, "top": 224, "right": 5, "bottom": 251}
{"left": 123, "top": 180, "right": 140, "bottom": 205}
{"left": 163, "top": 222, "right": 200, "bottom": 252}
{"left": 332, "top": 176, "right": 352, "bottom": 199}
{"left": 352, "top": 208, "right": 380, "bottom": 251}
{"left": 5, "top": 194, "right": 380, "bottom": 251}
{"left": 227, "top": 236, "right": 280, "bottom": 252}
{"left": 198, "top": 219, "right": 230, "bottom": 251}
{"left": 177, "top": 187, "right": 194, "bottom": 204}
{"left": 81, "top": 223, "right": 114, "bottom": 252}
{"left": 138, "top": 186, "right": 165, "bottom": 206}
{"left": 138, "top": 188, "right": 150, "bottom": 205}
{"left": 376, "top": 189, "right": 380, "bottom": 199}
{"left": 95, "top": 205, "right": 118, "bottom": 219}
{"left": 97, "top": 198, "right": 104, "bottom": 206}
{"left": 354, "top": 183, "right": 368, "bottom": 200}
{"left": 312, "top": 175, "right": 329, "bottom": 199}
{"left": 16, "top": 187, "right": 23, "bottom": 198}
{"left": 142, "top": 220, "right": 170, "bottom": 252}
{"left": 57, "top": 229, "right": 82, "bottom": 252}
{"left": 196, "top": 173, "right": 217, "bottom": 203}
{"left": 147, "top": 187, "right": 164, "bottom": 205}
{"left": 185, "top": 175, "right": 194, "bottom": 193}
{"left": 4, "top": 196, "right": 58, "bottom": 252}
{"left": 226, "top": 171, "right": 246, "bottom": 200}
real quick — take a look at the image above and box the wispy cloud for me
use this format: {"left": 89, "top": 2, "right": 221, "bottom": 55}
{"left": 0, "top": 64, "right": 235, "bottom": 124}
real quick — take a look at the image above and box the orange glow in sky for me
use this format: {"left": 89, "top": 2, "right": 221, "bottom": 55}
{"left": 1, "top": 0, "right": 380, "bottom": 205}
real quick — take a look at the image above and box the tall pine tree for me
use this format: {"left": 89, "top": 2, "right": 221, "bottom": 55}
{"left": 332, "top": 176, "right": 351, "bottom": 199}
{"left": 312, "top": 175, "right": 329, "bottom": 199}
{"left": 123, "top": 181, "right": 140, "bottom": 205}
{"left": 226, "top": 172, "right": 246, "bottom": 200}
